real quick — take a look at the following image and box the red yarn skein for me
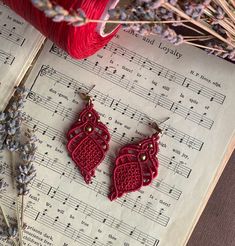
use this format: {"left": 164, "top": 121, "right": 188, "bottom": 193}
{"left": 4, "top": 0, "right": 120, "bottom": 59}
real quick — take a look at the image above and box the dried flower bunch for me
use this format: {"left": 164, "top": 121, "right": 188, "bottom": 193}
{"left": 31, "top": 0, "right": 235, "bottom": 62}
{"left": 0, "top": 87, "right": 38, "bottom": 246}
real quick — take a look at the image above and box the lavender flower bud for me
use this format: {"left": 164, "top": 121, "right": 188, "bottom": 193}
{"left": 53, "top": 14, "right": 65, "bottom": 22}
{"left": 7, "top": 226, "right": 18, "bottom": 239}
{"left": 5, "top": 138, "right": 20, "bottom": 152}
{"left": 0, "top": 226, "right": 8, "bottom": 240}
{"left": 44, "top": 9, "right": 56, "bottom": 17}
{"left": 18, "top": 185, "right": 30, "bottom": 196}
{"left": 0, "top": 112, "right": 6, "bottom": 121}
{"left": 64, "top": 15, "right": 76, "bottom": 22}
{"left": 22, "top": 154, "right": 36, "bottom": 162}
{"left": 0, "top": 178, "right": 7, "bottom": 192}
{"left": 7, "top": 127, "right": 17, "bottom": 136}
{"left": 54, "top": 5, "right": 67, "bottom": 15}
{"left": 0, "top": 123, "right": 6, "bottom": 132}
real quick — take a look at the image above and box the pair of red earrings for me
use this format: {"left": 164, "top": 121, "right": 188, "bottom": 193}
{"left": 67, "top": 92, "right": 160, "bottom": 201}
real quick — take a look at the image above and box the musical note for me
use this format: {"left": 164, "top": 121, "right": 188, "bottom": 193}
{"left": 47, "top": 50, "right": 216, "bottom": 129}
{"left": 3, "top": 25, "right": 230, "bottom": 246}
{"left": 0, "top": 169, "right": 161, "bottom": 246}
{"left": 166, "top": 71, "right": 176, "bottom": 82}
{"left": 0, "top": 24, "right": 26, "bottom": 46}
{"left": 0, "top": 49, "right": 15, "bottom": 65}
{"left": 36, "top": 66, "right": 204, "bottom": 150}
{"left": 185, "top": 106, "right": 194, "bottom": 120}
{"left": 95, "top": 42, "right": 226, "bottom": 105}
{"left": 28, "top": 149, "right": 170, "bottom": 227}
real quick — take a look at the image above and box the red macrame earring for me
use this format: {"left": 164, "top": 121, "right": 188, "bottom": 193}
{"left": 67, "top": 89, "right": 110, "bottom": 184}
{"left": 109, "top": 123, "right": 162, "bottom": 201}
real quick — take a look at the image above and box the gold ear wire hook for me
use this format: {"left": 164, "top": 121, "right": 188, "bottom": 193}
{"left": 151, "top": 122, "right": 162, "bottom": 134}
{"left": 80, "top": 85, "right": 96, "bottom": 104}
{"left": 155, "top": 116, "right": 170, "bottom": 134}
{"left": 158, "top": 117, "right": 170, "bottom": 125}
{"left": 148, "top": 117, "right": 170, "bottom": 135}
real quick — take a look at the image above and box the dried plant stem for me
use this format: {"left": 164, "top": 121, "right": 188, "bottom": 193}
{"left": 10, "top": 151, "right": 23, "bottom": 245}
{"left": 10, "top": 152, "right": 16, "bottom": 189}
{"left": 204, "top": 9, "right": 235, "bottom": 36}
{"left": 185, "top": 37, "right": 212, "bottom": 42}
{"left": 183, "top": 35, "right": 213, "bottom": 39}
{"left": 20, "top": 195, "right": 24, "bottom": 228}
{"left": 185, "top": 41, "right": 226, "bottom": 52}
{"left": 164, "top": 2, "right": 235, "bottom": 48}
{"left": 206, "top": 5, "right": 235, "bottom": 30}
{"left": 0, "top": 203, "right": 18, "bottom": 246}
{"left": 229, "top": 0, "right": 235, "bottom": 9}
{"left": 87, "top": 18, "right": 207, "bottom": 36}
{"left": 16, "top": 197, "right": 23, "bottom": 246}
{"left": 219, "top": 21, "right": 235, "bottom": 36}
{"left": 223, "top": 17, "right": 235, "bottom": 31}
{"left": 179, "top": 23, "right": 205, "bottom": 35}
{"left": 86, "top": 18, "right": 192, "bottom": 25}
{"left": 0, "top": 202, "right": 10, "bottom": 227}
{"left": 216, "top": 0, "right": 235, "bottom": 24}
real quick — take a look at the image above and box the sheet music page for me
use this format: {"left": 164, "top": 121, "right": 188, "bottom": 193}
{"left": 0, "top": 2, "right": 45, "bottom": 110}
{"left": 1, "top": 30, "right": 235, "bottom": 246}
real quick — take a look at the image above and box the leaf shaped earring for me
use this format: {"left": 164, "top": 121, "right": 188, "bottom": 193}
{"left": 109, "top": 123, "right": 162, "bottom": 201}
{"left": 67, "top": 88, "right": 110, "bottom": 184}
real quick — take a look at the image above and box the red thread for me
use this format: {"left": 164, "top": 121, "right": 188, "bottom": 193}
{"left": 3, "top": 0, "right": 120, "bottom": 59}
{"left": 67, "top": 102, "right": 110, "bottom": 184}
{"left": 109, "top": 134, "right": 159, "bottom": 201}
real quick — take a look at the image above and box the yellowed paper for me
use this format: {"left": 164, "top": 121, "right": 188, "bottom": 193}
{"left": 0, "top": 2, "right": 45, "bottom": 110}
{"left": 1, "top": 29, "right": 235, "bottom": 246}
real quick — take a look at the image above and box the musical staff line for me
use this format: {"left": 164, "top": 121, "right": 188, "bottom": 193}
{"left": 26, "top": 92, "right": 192, "bottom": 179}
{"left": 25, "top": 115, "right": 185, "bottom": 199}
{"left": 32, "top": 177, "right": 159, "bottom": 246}
{"left": 30, "top": 151, "right": 170, "bottom": 227}
{"left": 0, "top": 49, "right": 15, "bottom": 65}
{"left": 104, "top": 42, "right": 226, "bottom": 105}
{"left": 105, "top": 154, "right": 190, "bottom": 181}
{"left": 0, "top": 24, "right": 26, "bottom": 46}
{"left": 38, "top": 65, "right": 204, "bottom": 151}
{"left": 2, "top": 163, "right": 160, "bottom": 246}
{"left": 49, "top": 46, "right": 214, "bottom": 129}
{"left": 0, "top": 194, "right": 107, "bottom": 246}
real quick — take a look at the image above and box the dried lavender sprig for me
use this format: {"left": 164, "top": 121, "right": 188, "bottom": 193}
{"left": 0, "top": 145, "right": 7, "bottom": 194}
{"left": 16, "top": 163, "right": 36, "bottom": 196}
{"left": 31, "top": 0, "right": 235, "bottom": 62}
{"left": 5, "top": 87, "right": 28, "bottom": 152}
{"left": 30, "top": 0, "right": 191, "bottom": 26}
{"left": 183, "top": 0, "right": 212, "bottom": 20}
{"left": 0, "top": 86, "right": 29, "bottom": 246}
{"left": 31, "top": 0, "right": 87, "bottom": 26}
{"left": 0, "top": 115, "right": 16, "bottom": 245}
{"left": 205, "top": 41, "right": 235, "bottom": 60}
{"left": 0, "top": 112, "right": 7, "bottom": 153}
{"left": 165, "top": 2, "right": 235, "bottom": 47}
{"left": 14, "top": 128, "right": 37, "bottom": 245}
{"left": 0, "top": 204, "right": 18, "bottom": 245}
{"left": 108, "top": 1, "right": 184, "bottom": 44}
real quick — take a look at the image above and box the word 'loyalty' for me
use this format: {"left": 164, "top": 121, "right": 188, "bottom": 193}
{"left": 158, "top": 43, "right": 182, "bottom": 59}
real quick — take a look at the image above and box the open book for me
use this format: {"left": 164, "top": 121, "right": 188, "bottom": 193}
{"left": 0, "top": 4, "right": 235, "bottom": 246}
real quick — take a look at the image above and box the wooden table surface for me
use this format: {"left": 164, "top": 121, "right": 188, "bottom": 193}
{"left": 187, "top": 151, "right": 235, "bottom": 246}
